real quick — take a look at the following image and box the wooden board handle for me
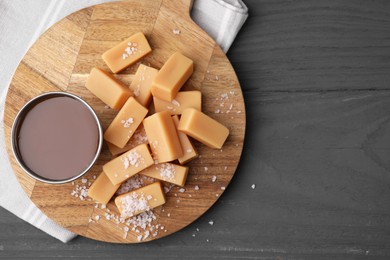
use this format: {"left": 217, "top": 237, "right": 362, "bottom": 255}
{"left": 181, "top": 0, "right": 194, "bottom": 13}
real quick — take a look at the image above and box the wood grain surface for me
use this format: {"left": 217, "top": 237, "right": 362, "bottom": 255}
{"left": 2, "top": 0, "right": 390, "bottom": 259}
{"left": 2, "top": 0, "right": 245, "bottom": 243}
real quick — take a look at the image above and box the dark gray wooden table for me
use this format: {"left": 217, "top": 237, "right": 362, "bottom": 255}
{"left": 1, "top": 0, "right": 390, "bottom": 259}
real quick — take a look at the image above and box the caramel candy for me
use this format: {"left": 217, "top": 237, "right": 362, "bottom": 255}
{"left": 107, "top": 124, "right": 148, "bottom": 157}
{"left": 140, "top": 163, "right": 189, "bottom": 187}
{"left": 88, "top": 172, "right": 120, "bottom": 205}
{"left": 129, "top": 64, "right": 159, "bottom": 107}
{"left": 104, "top": 97, "right": 148, "bottom": 148}
{"left": 115, "top": 182, "right": 166, "bottom": 218}
{"left": 154, "top": 91, "right": 201, "bottom": 115}
{"left": 102, "top": 32, "right": 152, "bottom": 73}
{"left": 85, "top": 68, "right": 132, "bottom": 110}
{"left": 143, "top": 111, "right": 183, "bottom": 163}
{"left": 178, "top": 108, "right": 229, "bottom": 149}
{"left": 151, "top": 52, "right": 193, "bottom": 102}
{"left": 172, "top": 115, "right": 198, "bottom": 164}
{"left": 103, "top": 144, "right": 154, "bottom": 185}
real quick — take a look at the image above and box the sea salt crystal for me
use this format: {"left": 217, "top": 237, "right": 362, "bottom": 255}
{"left": 95, "top": 215, "right": 100, "bottom": 221}
{"left": 187, "top": 148, "right": 192, "bottom": 153}
{"left": 204, "top": 167, "right": 208, "bottom": 172}
{"left": 172, "top": 99, "right": 180, "bottom": 107}
{"left": 173, "top": 29, "right": 181, "bottom": 35}
{"left": 194, "top": 185, "right": 199, "bottom": 191}
{"left": 221, "top": 186, "right": 226, "bottom": 190}
{"left": 179, "top": 188, "right": 185, "bottom": 193}
{"left": 251, "top": 184, "right": 256, "bottom": 189}
{"left": 208, "top": 220, "right": 214, "bottom": 226}
{"left": 121, "top": 117, "right": 134, "bottom": 128}
{"left": 81, "top": 178, "right": 88, "bottom": 184}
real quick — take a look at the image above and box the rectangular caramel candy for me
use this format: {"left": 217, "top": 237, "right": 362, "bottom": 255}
{"left": 85, "top": 68, "right": 132, "bottom": 110}
{"left": 103, "top": 144, "right": 154, "bottom": 185}
{"left": 129, "top": 64, "right": 159, "bottom": 107}
{"left": 172, "top": 115, "right": 198, "bottom": 165}
{"left": 143, "top": 111, "right": 183, "bottom": 163}
{"left": 104, "top": 97, "right": 148, "bottom": 148}
{"left": 107, "top": 124, "right": 148, "bottom": 157}
{"left": 140, "top": 163, "right": 189, "bottom": 187}
{"left": 154, "top": 91, "right": 201, "bottom": 115}
{"left": 178, "top": 108, "right": 229, "bottom": 149}
{"left": 102, "top": 32, "right": 152, "bottom": 73}
{"left": 115, "top": 182, "right": 166, "bottom": 218}
{"left": 151, "top": 52, "right": 193, "bottom": 101}
{"left": 88, "top": 172, "right": 120, "bottom": 205}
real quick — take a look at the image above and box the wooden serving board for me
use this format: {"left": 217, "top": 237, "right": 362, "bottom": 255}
{"left": 4, "top": 0, "right": 246, "bottom": 243}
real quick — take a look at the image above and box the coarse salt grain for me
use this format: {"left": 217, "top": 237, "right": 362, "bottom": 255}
{"left": 204, "top": 167, "right": 208, "bottom": 172}
{"left": 208, "top": 220, "right": 214, "bottom": 226}
{"left": 171, "top": 99, "right": 180, "bottom": 107}
{"left": 186, "top": 148, "right": 192, "bottom": 153}
{"left": 81, "top": 178, "right": 88, "bottom": 184}
{"left": 179, "top": 188, "right": 185, "bottom": 193}
{"left": 221, "top": 186, "right": 225, "bottom": 190}
{"left": 173, "top": 29, "right": 181, "bottom": 35}
{"left": 251, "top": 184, "right": 256, "bottom": 189}
{"left": 194, "top": 185, "right": 199, "bottom": 191}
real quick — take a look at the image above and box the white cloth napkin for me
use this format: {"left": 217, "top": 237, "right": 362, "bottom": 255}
{"left": 0, "top": 0, "right": 248, "bottom": 243}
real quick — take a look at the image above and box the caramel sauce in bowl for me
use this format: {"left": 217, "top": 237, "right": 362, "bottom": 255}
{"left": 11, "top": 92, "right": 103, "bottom": 184}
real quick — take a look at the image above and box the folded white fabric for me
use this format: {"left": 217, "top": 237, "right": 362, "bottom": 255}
{"left": 0, "top": 0, "right": 248, "bottom": 243}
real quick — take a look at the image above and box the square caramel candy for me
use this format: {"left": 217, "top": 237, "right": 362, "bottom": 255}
{"left": 102, "top": 32, "right": 152, "bottom": 73}
{"left": 104, "top": 97, "right": 148, "bottom": 148}
{"left": 139, "top": 163, "right": 189, "bottom": 187}
{"left": 151, "top": 52, "right": 193, "bottom": 102}
{"left": 103, "top": 144, "right": 154, "bottom": 185}
{"left": 85, "top": 68, "right": 132, "bottom": 110}
{"left": 88, "top": 172, "right": 120, "bottom": 205}
{"left": 153, "top": 90, "right": 201, "bottom": 115}
{"left": 115, "top": 182, "right": 166, "bottom": 218}
{"left": 178, "top": 108, "right": 229, "bottom": 149}
{"left": 143, "top": 111, "right": 183, "bottom": 163}
{"left": 107, "top": 124, "right": 148, "bottom": 157}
